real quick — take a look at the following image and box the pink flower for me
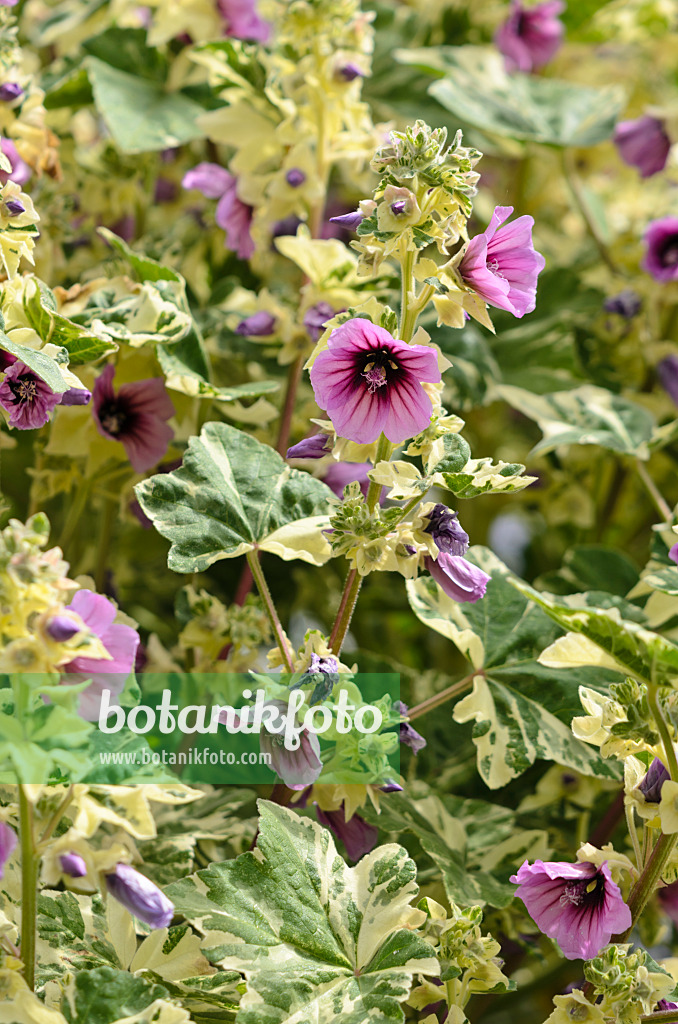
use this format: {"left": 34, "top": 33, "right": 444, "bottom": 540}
{"left": 426, "top": 553, "right": 489, "bottom": 603}
{"left": 614, "top": 115, "right": 671, "bottom": 178}
{"left": 310, "top": 319, "right": 441, "bottom": 445}
{"left": 182, "top": 163, "right": 254, "bottom": 260}
{"left": 0, "top": 138, "right": 31, "bottom": 186}
{"left": 0, "top": 362, "right": 62, "bottom": 429}
{"left": 510, "top": 859, "right": 632, "bottom": 960}
{"left": 258, "top": 701, "right": 323, "bottom": 790}
{"left": 0, "top": 822, "right": 17, "bottom": 878}
{"left": 643, "top": 217, "right": 678, "bottom": 283}
{"left": 495, "top": 1, "right": 565, "bottom": 74}
{"left": 218, "top": 0, "right": 270, "bottom": 43}
{"left": 62, "top": 590, "right": 140, "bottom": 721}
{"left": 459, "top": 205, "right": 545, "bottom": 318}
{"left": 93, "top": 364, "right": 175, "bottom": 473}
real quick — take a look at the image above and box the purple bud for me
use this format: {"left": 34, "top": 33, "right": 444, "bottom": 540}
{"left": 657, "top": 1001, "right": 678, "bottom": 1011}
{"left": 0, "top": 83, "right": 23, "bottom": 102}
{"left": 329, "top": 210, "right": 363, "bottom": 231}
{"left": 638, "top": 757, "right": 670, "bottom": 803}
{"left": 614, "top": 115, "right": 671, "bottom": 179}
{"left": 309, "top": 653, "right": 339, "bottom": 674}
{"left": 0, "top": 822, "right": 16, "bottom": 879}
{"left": 4, "top": 198, "right": 24, "bottom": 216}
{"left": 390, "top": 200, "right": 407, "bottom": 215}
{"left": 603, "top": 290, "right": 642, "bottom": 319}
{"left": 259, "top": 701, "right": 323, "bottom": 790}
{"left": 337, "top": 63, "right": 365, "bottom": 82}
{"left": 105, "top": 863, "right": 175, "bottom": 929}
{"left": 303, "top": 301, "right": 336, "bottom": 342}
{"left": 315, "top": 805, "right": 377, "bottom": 861}
{"left": 670, "top": 542, "right": 678, "bottom": 566}
{"left": 235, "top": 311, "right": 277, "bottom": 336}
{"left": 46, "top": 614, "right": 82, "bottom": 642}
{"left": 60, "top": 387, "right": 92, "bottom": 406}
{"left": 395, "top": 701, "right": 427, "bottom": 754}
{"left": 287, "top": 433, "right": 331, "bottom": 459}
{"left": 153, "top": 177, "right": 178, "bottom": 204}
{"left": 380, "top": 780, "right": 404, "bottom": 793}
{"left": 658, "top": 355, "right": 678, "bottom": 406}
{"left": 285, "top": 168, "right": 306, "bottom": 188}
{"left": 60, "top": 851, "right": 87, "bottom": 877}
{"left": 424, "top": 505, "right": 469, "bottom": 556}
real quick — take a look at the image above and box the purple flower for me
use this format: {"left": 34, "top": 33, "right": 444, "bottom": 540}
{"left": 424, "top": 505, "right": 469, "bottom": 555}
{"left": 0, "top": 822, "right": 17, "bottom": 878}
{"left": 643, "top": 218, "right": 678, "bottom": 283}
{"left": 657, "top": 1001, "right": 678, "bottom": 1012}
{"left": 309, "top": 653, "right": 339, "bottom": 674}
{"left": 304, "top": 301, "right": 337, "bottom": 343}
{"left": 426, "top": 554, "right": 490, "bottom": 604}
{"left": 105, "top": 863, "right": 174, "bottom": 929}
{"left": 60, "top": 851, "right": 87, "bottom": 878}
{"left": 670, "top": 542, "right": 678, "bottom": 566}
{"left": 182, "top": 163, "right": 254, "bottom": 260}
{"left": 0, "top": 1, "right": 19, "bottom": 7}
{"left": 217, "top": 0, "right": 270, "bottom": 43}
{"left": 459, "top": 205, "right": 545, "bottom": 318}
{"left": 92, "top": 364, "right": 175, "bottom": 473}
{"left": 0, "top": 363, "right": 62, "bottom": 429}
{"left": 235, "top": 311, "right": 276, "bottom": 336}
{"left": 4, "top": 197, "right": 23, "bottom": 216}
{"left": 495, "top": 0, "right": 565, "bottom": 74}
{"left": 259, "top": 701, "right": 323, "bottom": 790}
{"left": 658, "top": 880, "right": 678, "bottom": 926}
{"left": 510, "top": 859, "right": 632, "bottom": 960}
{"left": 638, "top": 757, "right": 669, "bottom": 803}
{"left": 603, "top": 290, "right": 641, "bottom": 319}
{"left": 285, "top": 168, "right": 306, "bottom": 187}
{"left": 46, "top": 614, "right": 82, "bottom": 642}
{"left": 154, "top": 177, "right": 178, "bottom": 204}
{"left": 614, "top": 115, "right": 671, "bottom": 178}
{"left": 0, "top": 83, "right": 23, "bottom": 103}
{"left": 315, "top": 805, "right": 378, "bottom": 861}
{"left": 395, "top": 701, "right": 426, "bottom": 753}
{"left": 0, "top": 351, "right": 16, "bottom": 371}
{"left": 287, "top": 433, "right": 331, "bottom": 459}
{"left": 0, "top": 138, "right": 30, "bottom": 186}
{"left": 322, "top": 461, "right": 375, "bottom": 500}
{"left": 337, "top": 63, "right": 365, "bottom": 81}
{"left": 60, "top": 387, "right": 92, "bottom": 406}
{"left": 659, "top": 356, "right": 678, "bottom": 406}
{"left": 310, "top": 319, "right": 441, "bottom": 445}
{"left": 329, "top": 210, "right": 364, "bottom": 231}
{"left": 380, "top": 780, "right": 404, "bottom": 793}
{"left": 62, "top": 590, "right": 140, "bottom": 721}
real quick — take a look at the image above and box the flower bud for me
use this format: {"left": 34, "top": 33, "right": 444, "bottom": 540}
{"left": 426, "top": 553, "right": 490, "bottom": 603}
{"left": 286, "top": 433, "right": 331, "bottom": 460}
{"left": 603, "top": 290, "right": 642, "bottom": 319}
{"left": 4, "top": 198, "right": 24, "bottom": 216}
{"left": 285, "top": 168, "right": 306, "bottom": 187}
{"left": 337, "top": 63, "right": 364, "bottom": 81}
{"left": 614, "top": 115, "right": 671, "bottom": 178}
{"left": 395, "top": 701, "right": 426, "bottom": 753}
{"left": 235, "top": 311, "right": 276, "bottom": 336}
{"left": 0, "top": 822, "right": 17, "bottom": 879}
{"left": 60, "top": 387, "right": 92, "bottom": 406}
{"left": 46, "top": 613, "right": 82, "bottom": 642}
{"left": 329, "top": 210, "right": 363, "bottom": 231}
{"left": 638, "top": 757, "right": 670, "bottom": 804}
{"left": 60, "top": 851, "right": 87, "bottom": 877}
{"left": 105, "top": 863, "right": 174, "bottom": 929}
{"left": 259, "top": 701, "right": 323, "bottom": 790}
{"left": 424, "top": 505, "right": 469, "bottom": 556}
{"left": 380, "top": 780, "right": 404, "bottom": 793}
{"left": 303, "top": 301, "right": 337, "bottom": 342}
{"left": 0, "top": 83, "right": 23, "bottom": 102}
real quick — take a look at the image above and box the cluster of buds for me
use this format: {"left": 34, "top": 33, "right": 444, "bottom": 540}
{"left": 572, "top": 682, "right": 660, "bottom": 762}
{"left": 581, "top": 944, "right": 675, "bottom": 1024}
{"left": 177, "top": 585, "right": 271, "bottom": 671}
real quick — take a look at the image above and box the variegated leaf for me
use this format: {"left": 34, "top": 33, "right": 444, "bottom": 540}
{"left": 166, "top": 801, "right": 439, "bottom": 1024}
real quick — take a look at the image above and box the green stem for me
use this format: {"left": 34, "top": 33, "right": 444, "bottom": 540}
{"left": 246, "top": 551, "right": 293, "bottom": 673}
{"left": 648, "top": 684, "right": 678, "bottom": 781}
{"left": 560, "top": 150, "right": 620, "bottom": 276}
{"left": 624, "top": 832, "right": 678, "bottom": 936}
{"left": 39, "top": 785, "right": 74, "bottom": 846}
{"left": 408, "top": 672, "right": 478, "bottom": 721}
{"left": 625, "top": 801, "right": 643, "bottom": 871}
{"left": 399, "top": 246, "right": 418, "bottom": 343}
{"left": 19, "top": 785, "right": 39, "bottom": 991}
{"left": 640, "top": 1011, "right": 678, "bottom": 1022}
{"left": 636, "top": 460, "right": 673, "bottom": 523}
{"left": 328, "top": 569, "right": 362, "bottom": 656}
{"left": 365, "top": 433, "right": 393, "bottom": 512}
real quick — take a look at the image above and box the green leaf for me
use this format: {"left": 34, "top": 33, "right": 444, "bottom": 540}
{"left": 0, "top": 331, "right": 69, "bottom": 393}
{"left": 61, "top": 965, "right": 170, "bottom": 1024}
{"left": 166, "top": 800, "right": 438, "bottom": 1024}
{"left": 22, "top": 282, "right": 118, "bottom": 365}
{"left": 362, "top": 787, "right": 546, "bottom": 909}
{"left": 428, "top": 432, "right": 471, "bottom": 474}
{"left": 401, "top": 46, "right": 625, "bottom": 147}
{"left": 436, "top": 457, "right": 536, "bottom": 498}
{"left": 85, "top": 57, "right": 206, "bottom": 154}
{"left": 406, "top": 548, "right": 621, "bottom": 787}
{"left": 641, "top": 565, "right": 678, "bottom": 597}
{"left": 64, "top": 277, "right": 192, "bottom": 348}
{"left": 134, "top": 423, "right": 335, "bottom": 571}
{"left": 510, "top": 575, "right": 678, "bottom": 687}
{"left": 97, "top": 228, "right": 182, "bottom": 284}
{"left": 156, "top": 340, "right": 278, "bottom": 402}
{"left": 496, "top": 383, "right": 655, "bottom": 459}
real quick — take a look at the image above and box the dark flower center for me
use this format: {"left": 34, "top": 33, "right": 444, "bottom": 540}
{"left": 660, "top": 236, "right": 678, "bottom": 268}
{"left": 359, "top": 348, "right": 400, "bottom": 394}
{"left": 7, "top": 374, "right": 38, "bottom": 404}
{"left": 559, "top": 872, "right": 605, "bottom": 910}
{"left": 99, "top": 399, "right": 129, "bottom": 437}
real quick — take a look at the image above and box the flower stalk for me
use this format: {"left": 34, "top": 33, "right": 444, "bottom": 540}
{"left": 19, "top": 785, "right": 38, "bottom": 991}
{"left": 246, "top": 550, "right": 294, "bottom": 672}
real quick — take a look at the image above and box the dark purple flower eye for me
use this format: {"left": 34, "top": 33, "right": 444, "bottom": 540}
{"left": 105, "top": 863, "right": 174, "bottom": 929}
{"left": 92, "top": 365, "right": 175, "bottom": 474}
{"left": 285, "top": 168, "right": 306, "bottom": 188}
{"left": 644, "top": 217, "right": 678, "bottom": 283}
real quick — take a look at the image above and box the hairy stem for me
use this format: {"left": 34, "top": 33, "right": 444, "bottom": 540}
{"left": 408, "top": 672, "right": 478, "bottom": 721}
{"left": 624, "top": 832, "right": 678, "bottom": 935}
{"left": 328, "top": 569, "right": 362, "bottom": 656}
{"left": 275, "top": 353, "right": 305, "bottom": 456}
{"left": 39, "top": 785, "right": 74, "bottom": 845}
{"left": 246, "top": 551, "right": 294, "bottom": 672}
{"left": 19, "top": 786, "right": 39, "bottom": 991}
